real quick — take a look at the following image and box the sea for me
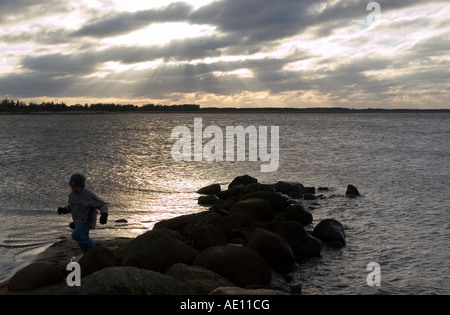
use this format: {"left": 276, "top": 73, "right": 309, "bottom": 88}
{"left": 0, "top": 112, "right": 449, "bottom": 294}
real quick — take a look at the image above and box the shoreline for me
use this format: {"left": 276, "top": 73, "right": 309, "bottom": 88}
{"left": 1, "top": 109, "right": 450, "bottom": 116}
{"left": 1, "top": 175, "right": 350, "bottom": 295}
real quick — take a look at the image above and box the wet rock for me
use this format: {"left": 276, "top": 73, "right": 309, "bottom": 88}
{"left": 346, "top": 184, "right": 361, "bottom": 197}
{"left": 230, "top": 198, "right": 274, "bottom": 222}
{"left": 197, "top": 184, "right": 221, "bottom": 195}
{"left": 246, "top": 228, "right": 296, "bottom": 274}
{"left": 153, "top": 211, "right": 214, "bottom": 234}
{"left": 185, "top": 223, "right": 227, "bottom": 251}
{"left": 63, "top": 266, "right": 194, "bottom": 295}
{"left": 312, "top": 219, "right": 346, "bottom": 247}
{"left": 79, "top": 246, "right": 118, "bottom": 278}
{"left": 283, "top": 204, "right": 313, "bottom": 226}
{"left": 240, "top": 191, "right": 290, "bottom": 212}
{"left": 121, "top": 228, "right": 198, "bottom": 273}
{"left": 165, "top": 263, "right": 234, "bottom": 295}
{"left": 303, "top": 193, "right": 317, "bottom": 200}
{"left": 303, "top": 187, "right": 316, "bottom": 194}
{"left": 198, "top": 195, "right": 218, "bottom": 206}
{"left": 194, "top": 245, "right": 271, "bottom": 287}
{"left": 241, "top": 183, "right": 274, "bottom": 195}
{"left": 216, "top": 185, "right": 243, "bottom": 200}
{"left": 8, "top": 263, "right": 64, "bottom": 291}
{"left": 262, "top": 221, "right": 323, "bottom": 259}
{"left": 274, "top": 181, "right": 296, "bottom": 194}
{"left": 228, "top": 175, "right": 258, "bottom": 188}
{"left": 209, "top": 286, "right": 290, "bottom": 295}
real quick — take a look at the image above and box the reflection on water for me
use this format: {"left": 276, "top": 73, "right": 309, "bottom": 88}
{"left": 0, "top": 113, "right": 449, "bottom": 294}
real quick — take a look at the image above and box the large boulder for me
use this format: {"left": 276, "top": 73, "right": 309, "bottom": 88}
{"left": 165, "top": 263, "right": 235, "bottom": 295}
{"left": 246, "top": 228, "right": 296, "bottom": 274}
{"left": 312, "top": 219, "right": 346, "bottom": 247}
{"left": 216, "top": 185, "right": 243, "bottom": 200}
{"left": 194, "top": 245, "right": 271, "bottom": 287}
{"left": 230, "top": 198, "right": 274, "bottom": 222}
{"left": 121, "top": 228, "right": 198, "bottom": 273}
{"left": 240, "top": 191, "right": 290, "bottom": 212}
{"left": 346, "top": 185, "right": 361, "bottom": 198}
{"left": 283, "top": 204, "right": 313, "bottom": 226}
{"left": 262, "top": 221, "right": 323, "bottom": 259}
{"left": 209, "top": 287, "right": 290, "bottom": 295}
{"left": 228, "top": 175, "right": 258, "bottom": 188}
{"left": 8, "top": 263, "right": 64, "bottom": 291}
{"left": 198, "top": 195, "right": 218, "bottom": 206}
{"left": 79, "top": 246, "right": 118, "bottom": 278}
{"left": 274, "top": 182, "right": 311, "bottom": 194}
{"left": 153, "top": 211, "right": 214, "bottom": 234}
{"left": 197, "top": 184, "right": 221, "bottom": 195}
{"left": 184, "top": 223, "right": 227, "bottom": 251}
{"left": 241, "top": 183, "right": 274, "bottom": 195}
{"left": 64, "top": 267, "right": 195, "bottom": 295}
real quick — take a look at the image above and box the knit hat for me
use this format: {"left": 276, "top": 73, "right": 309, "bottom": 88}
{"left": 69, "top": 174, "right": 86, "bottom": 188}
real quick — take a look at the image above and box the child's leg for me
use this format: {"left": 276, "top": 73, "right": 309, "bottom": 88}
{"left": 71, "top": 223, "right": 96, "bottom": 253}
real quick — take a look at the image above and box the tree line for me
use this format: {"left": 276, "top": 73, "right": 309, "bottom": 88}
{"left": 0, "top": 98, "right": 201, "bottom": 113}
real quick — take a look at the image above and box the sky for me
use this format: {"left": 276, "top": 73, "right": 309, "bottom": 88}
{"left": 0, "top": 0, "right": 449, "bottom": 108}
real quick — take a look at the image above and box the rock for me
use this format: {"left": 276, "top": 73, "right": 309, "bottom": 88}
{"left": 197, "top": 184, "right": 221, "bottom": 195}
{"left": 63, "top": 267, "right": 195, "bottom": 295}
{"left": 212, "top": 197, "right": 238, "bottom": 212}
{"left": 318, "top": 187, "right": 329, "bottom": 191}
{"left": 303, "top": 193, "right": 317, "bottom": 200}
{"left": 198, "top": 195, "right": 218, "bottom": 206}
{"left": 303, "top": 187, "right": 316, "bottom": 194}
{"left": 153, "top": 211, "right": 214, "bottom": 234}
{"left": 165, "top": 263, "right": 234, "bottom": 295}
{"left": 216, "top": 185, "right": 243, "bottom": 200}
{"left": 274, "top": 181, "right": 295, "bottom": 194}
{"left": 185, "top": 223, "right": 227, "bottom": 251}
{"left": 270, "top": 271, "right": 295, "bottom": 294}
{"left": 115, "top": 219, "right": 128, "bottom": 223}
{"left": 194, "top": 245, "right": 271, "bottom": 287}
{"left": 209, "top": 287, "right": 289, "bottom": 295}
{"left": 312, "top": 219, "right": 346, "bottom": 247}
{"left": 8, "top": 263, "right": 64, "bottom": 291}
{"left": 346, "top": 184, "right": 361, "bottom": 197}
{"left": 121, "top": 228, "right": 198, "bottom": 273}
{"left": 287, "top": 192, "right": 303, "bottom": 199}
{"left": 241, "top": 183, "right": 274, "bottom": 195}
{"left": 240, "top": 191, "right": 290, "bottom": 212}
{"left": 79, "top": 246, "right": 118, "bottom": 278}
{"left": 230, "top": 198, "right": 274, "bottom": 222}
{"left": 228, "top": 175, "right": 258, "bottom": 188}
{"left": 262, "top": 221, "right": 323, "bottom": 259}
{"left": 246, "top": 228, "right": 296, "bottom": 274}
{"left": 283, "top": 204, "right": 313, "bottom": 226}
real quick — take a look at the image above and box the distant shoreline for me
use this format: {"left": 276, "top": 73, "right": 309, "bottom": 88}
{"left": 1, "top": 108, "right": 449, "bottom": 116}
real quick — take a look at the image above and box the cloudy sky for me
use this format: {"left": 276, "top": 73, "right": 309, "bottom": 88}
{"left": 0, "top": 0, "right": 449, "bottom": 108}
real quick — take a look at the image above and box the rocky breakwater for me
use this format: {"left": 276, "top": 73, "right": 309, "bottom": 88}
{"left": 4, "top": 175, "right": 358, "bottom": 295}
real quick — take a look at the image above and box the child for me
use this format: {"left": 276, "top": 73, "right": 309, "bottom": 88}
{"left": 57, "top": 174, "right": 108, "bottom": 253}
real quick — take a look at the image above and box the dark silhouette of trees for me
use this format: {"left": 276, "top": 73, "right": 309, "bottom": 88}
{"left": 0, "top": 98, "right": 201, "bottom": 113}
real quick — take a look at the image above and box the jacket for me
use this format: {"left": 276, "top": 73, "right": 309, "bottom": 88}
{"left": 65, "top": 188, "right": 108, "bottom": 228}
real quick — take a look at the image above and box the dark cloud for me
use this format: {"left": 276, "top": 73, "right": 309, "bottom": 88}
{"left": 0, "top": 0, "right": 448, "bottom": 107}
{"left": 0, "top": 0, "right": 66, "bottom": 25}
{"left": 73, "top": 2, "right": 194, "bottom": 38}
